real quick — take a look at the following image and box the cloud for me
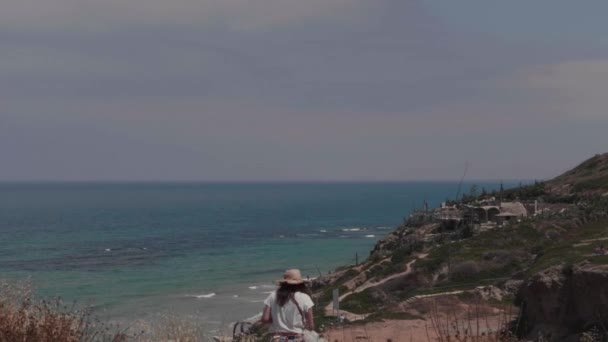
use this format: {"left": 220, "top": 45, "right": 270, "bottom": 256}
{"left": 0, "top": 0, "right": 490, "bottom": 112}
{"left": 0, "top": 12, "right": 543, "bottom": 114}
{"left": 403, "top": 58, "right": 608, "bottom": 124}
{"left": 515, "top": 59, "right": 608, "bottom": 120}
{"left": 1, "top": 1, "right": 607, "bottom": 181}
{"left": 0, "top": 0, "right": 369, "bottom": 31}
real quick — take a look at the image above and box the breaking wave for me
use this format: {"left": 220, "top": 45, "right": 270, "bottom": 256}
{"left": 193, "top": 293, "right": 216, "bottom": 299}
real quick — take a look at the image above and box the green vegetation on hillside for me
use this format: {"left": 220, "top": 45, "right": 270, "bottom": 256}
{"left": 312, "top": 153, "right": 608, "bottom": 332}
{"left": 550, "top": 153, "right": 608, "bottom": 195}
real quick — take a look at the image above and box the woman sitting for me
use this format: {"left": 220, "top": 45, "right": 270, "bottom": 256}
{"left": 262, "top": 269, "right": 314, "bottom": 342}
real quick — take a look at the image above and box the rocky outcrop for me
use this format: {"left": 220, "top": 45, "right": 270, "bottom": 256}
{"left": 369, "top": 231, "right": 401, "bottom": 256}
{"left": 517, "top": 263, "right": 608, "bottom": 340}
{"left": 370, "top": 223, "right": 437, "bottom": 257}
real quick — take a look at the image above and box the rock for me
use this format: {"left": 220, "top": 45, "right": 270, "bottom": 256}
{"left": 370, "top": 233, "right": 399, "bottom": 256}
{"left": 502, "top": 279, "right": 523, "bottom": 295}
{"left": 517, "top": 263, "right": 608, "bottom": 340}
{"left": 473, "top": 285, "right": 504, "bottom": 301}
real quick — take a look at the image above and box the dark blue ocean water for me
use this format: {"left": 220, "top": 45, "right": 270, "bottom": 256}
{"left": 0, "top": 182, "right": 513, "bottom": 324}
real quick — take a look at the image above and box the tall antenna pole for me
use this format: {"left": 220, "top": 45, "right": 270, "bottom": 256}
{"left": 455, "top": 161, "right": 470, "bottom": 200}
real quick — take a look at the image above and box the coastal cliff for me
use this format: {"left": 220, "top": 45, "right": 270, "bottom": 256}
{"left": 517, "top": 263, "right": 608, "bottom": 340}
{"left": 309, "top": 153, "right": 608, "bottom": 341}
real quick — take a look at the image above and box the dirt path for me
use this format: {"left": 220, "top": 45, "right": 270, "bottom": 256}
{"left": 574, "top": 236, "right": 608, "bottom": 248}
{"left": 351, "top": 258, "right": 417, "bottom": 295}
{"left": 324, "top": 254, "right": 428, "bottom": 319}
{"left": 403, "top": 290, "right": 466, "bottom": 304}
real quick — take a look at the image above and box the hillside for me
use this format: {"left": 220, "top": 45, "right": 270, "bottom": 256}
{"left": 547, "top": 153, "right": 608, "bottom": 197}
{"left": 303, "top": 153, "right": 608, "bottom": 341}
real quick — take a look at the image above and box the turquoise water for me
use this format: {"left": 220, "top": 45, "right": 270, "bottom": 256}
{"left": 0, "top": 182, "right": 511, "bottom": 324}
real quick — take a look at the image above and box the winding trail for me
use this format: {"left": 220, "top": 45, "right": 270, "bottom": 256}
{"left": 324, "top": 254, "right": 427, "bottom": 320}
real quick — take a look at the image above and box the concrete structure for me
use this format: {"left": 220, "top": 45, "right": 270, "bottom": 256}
{"left": 433, "top": 206, "right": 461, "bottom": 221}
{"left": 496, "top": 212, "right": 518, "bottom": 226}
{"left": 463, "top": 205, "right": 500, "bottom": 223}
{"left": 499, "top": 202, "right": 528, "bottom": 218}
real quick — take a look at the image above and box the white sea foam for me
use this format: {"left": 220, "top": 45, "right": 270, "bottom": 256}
{"left": 104, "top": 248, "right": 111, "bottom": 252}
{"left": 244, "top": 313, "right": 262, "bottom": 322}
{"left": 248, "top": 286, "right": 258, "bottom": 290}
{"left": 364, "top": 234, "right": 376, "bottom": 238}
{"left": 194, "top": 293, "right": 216, "bottom": 299}
{"left": 341, "top": 227, "right": 362, "bottom": 232}
{"left": 319, "top": 229, "right": 327, "bottom": 233}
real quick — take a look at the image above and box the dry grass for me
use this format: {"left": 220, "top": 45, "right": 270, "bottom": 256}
{"left": 322, "top": 296, "right": 521, "bottom": 342}
{"left": 0, "top": 279, "right": 132, "bottom": 342}
{"left": 3, "top": 277, "right": 523, "bottom": 342}
{"left": 0, "top": 279, "right": 220, "bottom": 342}
{"left": 130, "top": 314, "right": 215, "bottom": 342}
{"left": 425, "top": 299, "right": 518, "bottom": 342}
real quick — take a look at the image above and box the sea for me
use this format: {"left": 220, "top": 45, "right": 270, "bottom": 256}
{"left": 0, "top": 181, "right": 514, "bottom": 328}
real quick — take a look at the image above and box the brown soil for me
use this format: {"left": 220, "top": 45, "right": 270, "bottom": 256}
{"left": 322, "top": 297, "right": 514, "bottom": 342}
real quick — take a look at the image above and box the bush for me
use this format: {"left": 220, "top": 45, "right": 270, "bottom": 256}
{"left": 335, "top": 269, "right": 359, "bottom": 283}
{"left": 459, "top": 224, "right": 474, "bottom": 239}
{"left": 0, "top": 280, "right": 127, "bottom": 342}
{"left": 482, "top": 250, "right": 514, "bottom": 264}
{"left": 573, "top": 175, "right": 608, "bottom": 193}
{"left": 439, "top": 220, "right": 460, "bottom": 232}
{"left": 449, "top": 261, "right": 480, "bottom": 281}
{"left": 390, "top": 242, "right": 422, "bottom": 264}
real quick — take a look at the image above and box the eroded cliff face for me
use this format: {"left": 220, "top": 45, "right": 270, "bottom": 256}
{"left": 517, "top": 263, "right": 608, "bottom": 340}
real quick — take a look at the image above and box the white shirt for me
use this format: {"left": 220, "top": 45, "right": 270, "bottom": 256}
{"left": 264, "top": 291, "right": 314, "bottom": 334}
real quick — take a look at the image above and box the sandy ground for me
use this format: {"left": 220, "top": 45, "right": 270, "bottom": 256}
{"left": 321, "top": 298, "right": 514, "bottom": 342}
{"left": 322, "top": 318, "right": 427, "bottom": 342}
{"left": 322, "top": 315, "right": 510, "bottom": 342}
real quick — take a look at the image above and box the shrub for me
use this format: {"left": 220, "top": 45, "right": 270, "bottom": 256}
{"left": 573, "top": 175, "right": 608, "bottom": 193}
{"left": 340, "top": 288, "right": 386, "bottom": 314}
{"left": 459, "top": 224, "right": 474, "bottom": 239}
{"left": 391, "top": 243, "right": 421, "bottom": 264}
{"left": 482, "top": 250, "right": 516, "bottom": 265}
{"left": 449, "top": 261, "right": 480, "bottom": 281}
{"left": 0, "top": 280, "right": 142, "bottom": 342}
{"left": 335, "top": 269, "right": 359, "bottom": 283}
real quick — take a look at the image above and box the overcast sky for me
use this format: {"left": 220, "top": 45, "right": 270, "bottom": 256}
{"left": 2, "top": 0, "right": 608, "bottom": 181}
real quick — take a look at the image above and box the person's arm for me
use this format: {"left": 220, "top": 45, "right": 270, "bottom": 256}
{"left": 262, "top": 305, "right": 272, "bottom": 325}
{"left": 305, "top": 308, "right": 314, "bottom": 330}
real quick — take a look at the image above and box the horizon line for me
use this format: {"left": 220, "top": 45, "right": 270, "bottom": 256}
{"left": 0, "top": 179, "right": 538, "bottom": 184}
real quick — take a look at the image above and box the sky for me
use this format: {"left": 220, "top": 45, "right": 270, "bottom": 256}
{"left": 2, "top": 0, "right": 608, "bottom": 181}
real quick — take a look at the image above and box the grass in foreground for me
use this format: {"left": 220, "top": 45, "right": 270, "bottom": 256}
{"left": 0, "top": 280, "right": 219, "bottom": 342}
{"left": 0, "top": 280, "right": 126, "bottom": 342}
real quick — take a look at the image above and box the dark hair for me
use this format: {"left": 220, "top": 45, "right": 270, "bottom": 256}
{"left": 276, "top": 283, "right": 311, "bottom": 307}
